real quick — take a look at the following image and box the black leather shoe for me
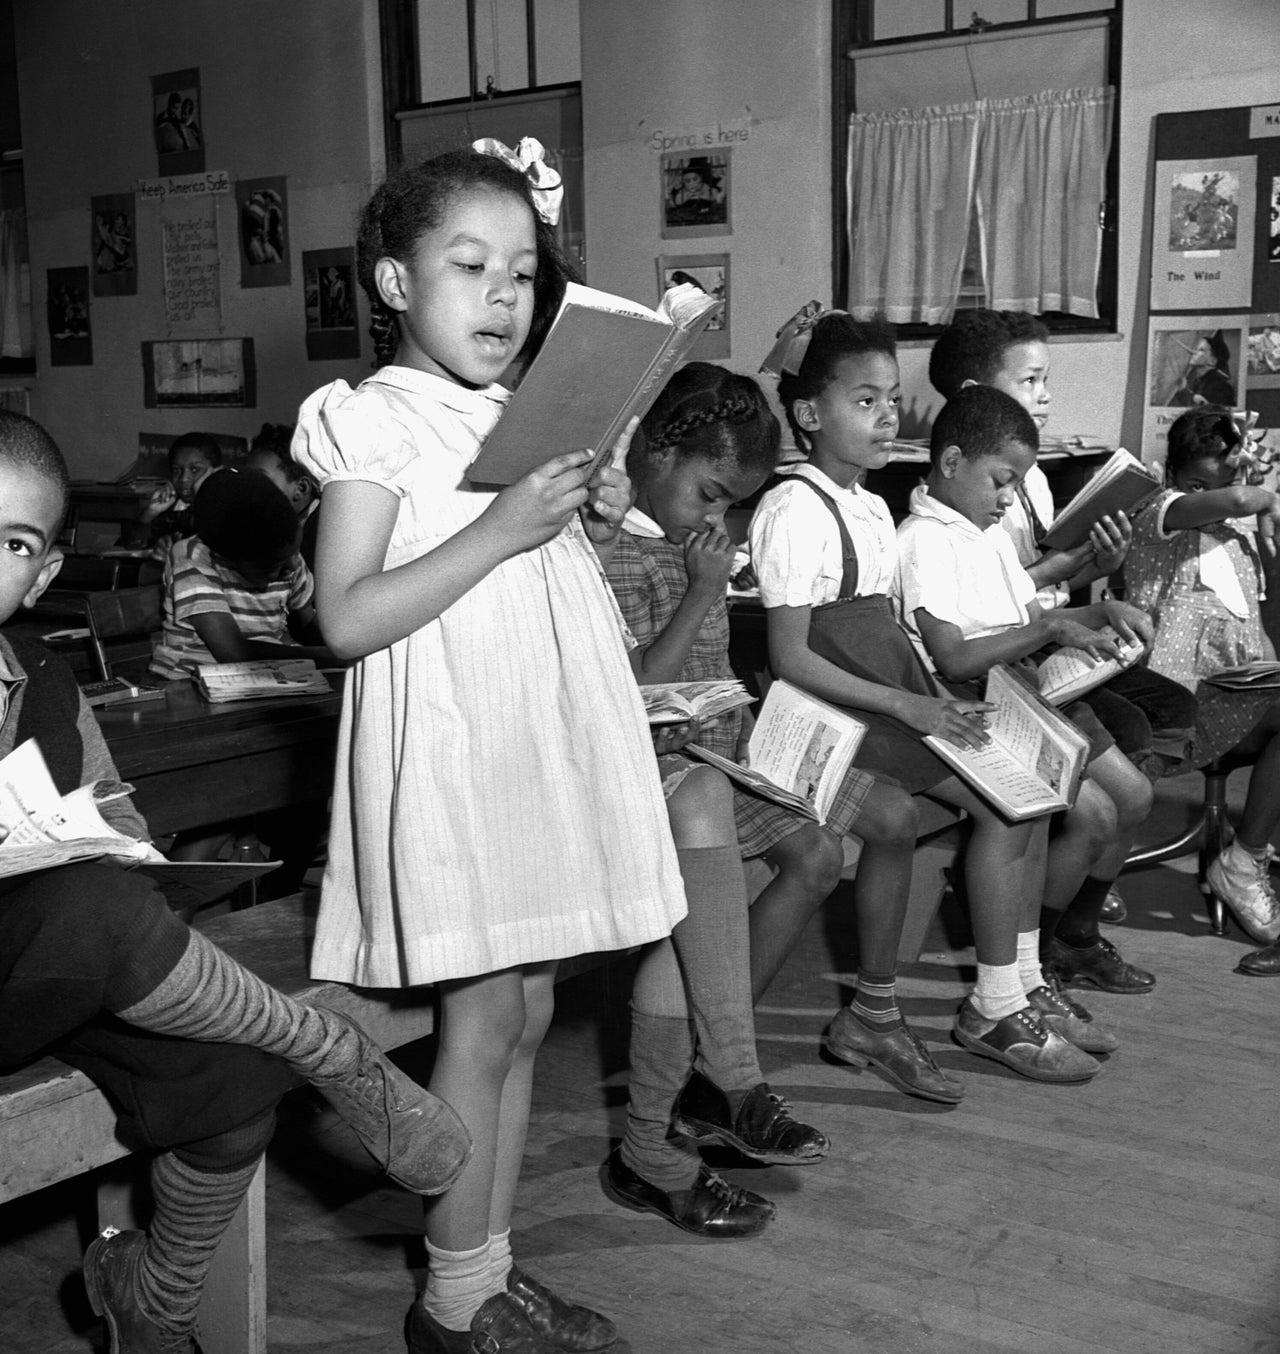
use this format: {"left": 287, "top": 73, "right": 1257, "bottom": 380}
{"left": 1236, "top": 939, "right": 1280, "bottom": 976}
{"left": 671, "top": 1070, "right": 828, "bottom": 1164}
{"left": 504, "top": 1268, "right": 615, "bottom": 1351}
{"left": 83, "top": 1229, "right": 200, "bottom": 1353}
{"left": 1099, "top": 887, "right": 1127, "bottom": 925}
{"left": 602, "top": 1148, "right": 775, "bottom": 1239}
{"left": 407, "top": 1292, "right": 558, "bottom": 1353}
{"left": 1043, "top": 935, "right": 1155, "bottom": 994}
{"left": 1026, "top": 980, "right": 1119, "bottom": 1054}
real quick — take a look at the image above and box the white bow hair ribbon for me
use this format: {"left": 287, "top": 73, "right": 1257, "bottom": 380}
{"left": 472, "top": 136, "right": 563, "bottom": 226}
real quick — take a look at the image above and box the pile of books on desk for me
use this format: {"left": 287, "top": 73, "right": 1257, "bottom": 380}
{"left": 195, "top": 658, "right": 332, "bottom": 703}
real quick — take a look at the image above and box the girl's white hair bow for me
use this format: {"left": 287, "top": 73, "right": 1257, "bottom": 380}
{"left": 472, "top": 136, "right": 563, "bottom": 226}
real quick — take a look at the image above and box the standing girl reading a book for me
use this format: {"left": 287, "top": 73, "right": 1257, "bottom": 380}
{"left": 292, "top": 144, "right": 687, "bottom": 1354}
{"left": 1125, "top": 405, "right": 1280, "bottom": 958}
{"left": 750, "top": 306, "right": 1107, "bottom": 1086}
{"left": 602, "top": 363, "right": 952, "bottom": 1240}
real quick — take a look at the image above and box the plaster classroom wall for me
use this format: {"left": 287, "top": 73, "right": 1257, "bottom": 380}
{"left": 13, "top": 0, "right": 383, "bottom": 481}
{"left": 580, "top": 0, "right": 1280, "bottom": 453}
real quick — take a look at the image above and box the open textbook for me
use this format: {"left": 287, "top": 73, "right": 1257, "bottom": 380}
{"left": 686, "top": 679, "right": 866, "bottom": 825}
{"left": 1036, "top": 627, "right": 1145, "bottom": 706}
{"left": 1205, "top": 660, "right": 1280, "bottom": 690}
{"left": 640, "top": 679, "right": 755, "bottom": 726}
{"left": 467, "top": 281, "right": 724, "bottom": 486}
{"left": 1041, "top": 447, "right": 1163, "bottom": 551}
{"left": 923, "top": 665, "right": 1090, "bottom": 821}
{"left": 196, "top": 658, "right": 332, "bottom": 703}
{"left": 0, "top": 738, "right": 279, "bottom": 906}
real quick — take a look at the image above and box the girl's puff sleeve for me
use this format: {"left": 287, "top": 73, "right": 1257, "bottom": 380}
{"left": 292, "top": 381, "right": 414, "bottom": 497}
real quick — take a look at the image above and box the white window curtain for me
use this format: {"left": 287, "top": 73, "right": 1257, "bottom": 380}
{"left": 844, "top": 86, "right": 1113, "bottom": 323}
{"left": 976, "top": 87, "right": 1114, "bottom": 317}
{"left": 0, "top": 211, "right": 33, "bottom": 360}
{"left": 845, "top": 104, "right": 980, "bottom": 325}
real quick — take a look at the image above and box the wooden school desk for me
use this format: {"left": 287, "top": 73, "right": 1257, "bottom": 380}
{"left": 95, "top": 679, "right": 342, "bottom": 837}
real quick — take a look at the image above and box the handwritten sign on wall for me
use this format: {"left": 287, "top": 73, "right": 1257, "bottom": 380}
{"left": 162, "top": 195, "right": 221, "bottom": 332}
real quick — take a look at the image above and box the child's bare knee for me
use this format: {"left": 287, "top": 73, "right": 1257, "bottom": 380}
{"left": 856, "top": 783, "right": 920, "bottom": 849}
{"left": 665, "top": 764, "right": 736, "bottom": 846}
{"left": 772, "top": 824, "right": 844, "bottom": 893}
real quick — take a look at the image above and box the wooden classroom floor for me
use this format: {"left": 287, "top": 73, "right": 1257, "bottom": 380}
{"left": 5, "top": 768, "right": 1280, "bottom": 1354}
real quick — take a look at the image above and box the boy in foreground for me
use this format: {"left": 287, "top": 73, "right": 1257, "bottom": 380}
{"left": 894, "top": 387, "right": 1159, "bottom": 1004}
{"left": 0, "top": 411, "right": 470, "bottom": 1353}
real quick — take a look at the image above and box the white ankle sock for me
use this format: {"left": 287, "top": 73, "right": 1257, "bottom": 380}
{"left": 972, "top": 961, "right": 1026, "bottom": 1021}
{"left": 421, "top": 1237, "right": 496, "bottom": 1332}
{"left": 1016, "top": 931, "right": 1046, "bottom": 993}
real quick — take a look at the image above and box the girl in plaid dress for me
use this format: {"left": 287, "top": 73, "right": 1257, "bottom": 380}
{"left": 602, "top": 365, "right": 962, "bottom": 1241}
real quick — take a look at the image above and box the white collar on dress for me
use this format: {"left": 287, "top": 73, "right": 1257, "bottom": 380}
{"left": 623, "top": 506, "right": 665, "bottom": 539}
{"left": 368, "top": 365, "right": 511, "bottom": 415}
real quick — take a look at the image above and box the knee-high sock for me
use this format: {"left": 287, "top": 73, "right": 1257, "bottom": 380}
{"left": 672, "top": 845, "right": 761, "bottom": 1095}
{"left": 136, "top": 1112, "right": 274, "bottom": 1333}
{"left": 620, "top": 1009, "right": 702, "bottom": 1193}
{"left": 116, "top": 928, "right": 359, "bottom": 1082}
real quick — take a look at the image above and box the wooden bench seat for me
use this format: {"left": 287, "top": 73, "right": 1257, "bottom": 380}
{"left": 0, "top": 801, "right": 967, "bottom": 1353}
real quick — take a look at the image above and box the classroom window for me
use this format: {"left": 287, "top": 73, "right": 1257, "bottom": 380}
{"left": 833, "top": 1, "right": 1121, "bottom": 336}
{"left": 379, "top": 0, "right": 584, "bottom": 273}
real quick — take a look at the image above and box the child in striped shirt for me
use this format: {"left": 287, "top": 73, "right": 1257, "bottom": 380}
{"left": 149, "top": 468, "right": 333, "bottom": 681}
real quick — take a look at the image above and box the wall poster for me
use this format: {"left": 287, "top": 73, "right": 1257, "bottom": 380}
{"left": 235, "top": 176, "right": 290, "bottom": 288}
{"left": 1142, "top": 314, "right": 1248, "bottom": 462}
{"left": 47, "top": 266, "right": 91, "bottom": 366}
{"left": 660, "top": 149, "right": 731, "bottom": 240}
{"left": 1150, "top": 156, "right": 1257, "bottom": 312}
{"left": 161, "top": 194, "right": 221, "bottom": 332}
{"left": 151, "top": 68, "right": 204, "bottom": 177}
{"left": 91, "top": 193, "right": 137, "bottom": 297}
{"left": 655, "top": 253, "right": 730, "bottom": 359}
{"left": 302, "top": 247, "right": 359, "bottom": 360}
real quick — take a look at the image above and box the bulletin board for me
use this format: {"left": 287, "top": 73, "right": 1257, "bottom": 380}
{"left": 1141, "top": 102, "right": 1280, "bottom": 462}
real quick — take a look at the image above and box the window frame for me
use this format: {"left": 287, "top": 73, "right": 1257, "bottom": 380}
{"left": 831, "top": 0, "right": 1123, "bottom": 338}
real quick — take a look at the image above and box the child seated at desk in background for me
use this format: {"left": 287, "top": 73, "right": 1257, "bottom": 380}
{"left": 119, "top": 431, "right": 222, "bottom": 556}
{"left": 245, "top": 420, "right": 320, "bottom": 569}
{"left": 148, "top": 468, "right": 335, "bottom": 895}
{"left": 149, "top": 467, "right": 333, "bottom": 681}
{"left": 894, "top": 386, "right": 1158, "bottom": 1001}
{"left": 0, "top": 410, "right": 470, "bottom": 1354}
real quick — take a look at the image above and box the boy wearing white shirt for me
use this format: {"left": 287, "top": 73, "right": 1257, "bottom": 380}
{"left": 896, "top": 386, "right": 1160, "bottom": 996}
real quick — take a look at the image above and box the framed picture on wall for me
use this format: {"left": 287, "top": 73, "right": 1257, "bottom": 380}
{"left": 660, "top": 149, "right": 731, "bottom": 239}
{"left": 151, "top": 67, "right": 204, "bottom": 176}
{"left": 302, "top": 247, "right": 359, "bottom": 360}
{"left": 47, "top": 267, "right": 92, "bottom": 366}
{"left": 656, "top": 254, "right": 730, "bottom": 359}
{"left": 235, "top": 176, "right": 290, "bottom": 289}
{"left": 1141, "top": 314, "right": 1247, "bottom": 462}
{"left": 141, "top": 338, "right": 256, "bottom": 409}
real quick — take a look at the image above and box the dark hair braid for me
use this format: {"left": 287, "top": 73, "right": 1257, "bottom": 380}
{"left": 1165, "top": 404, "right": 1240, "bottom": 479}
{"left": 355, "top": 149, "right": 578, "bottom": 371}
{"left": 631, "top": 363, "right": 780, "bottom": 482}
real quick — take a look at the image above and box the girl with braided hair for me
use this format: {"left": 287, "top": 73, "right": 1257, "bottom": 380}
{"left": 602, "top": 363, "right": 962, "bottom": 1242}
{"left": 291, "top": 146, "right": 687, "bottom": 1354}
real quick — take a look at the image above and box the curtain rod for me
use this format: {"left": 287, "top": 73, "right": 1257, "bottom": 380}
{"left": 847, "top": 13, "right": 1109, "bottom": 61}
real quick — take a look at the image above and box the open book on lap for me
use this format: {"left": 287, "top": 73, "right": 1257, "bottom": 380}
{"left": 467, "top": 281, "right": 724, "bottom": 486}
{"left": 923, "top": 665, "right": 1090, "bottom": 821}
{"left": 1041, "top": 448, "right": 1163, "bottom": 551}
{"left": 686, "top": 678, "right": 866, "bottom": 825}
{"left": 0, "top": 738, "right": 279, "bottom": 905}
{"left": 640, "top": 679, "right": 754, "bottom": 725}
{"left": 1035, "top": 627, "right": 1145, "bottom": 706}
